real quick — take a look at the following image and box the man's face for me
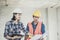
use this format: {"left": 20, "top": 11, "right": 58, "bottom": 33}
{"left": 15, "top": 13, "right": 21, "bottom": 20}
{"left": 33, "top": 16, "right": 39, "bottom": 22}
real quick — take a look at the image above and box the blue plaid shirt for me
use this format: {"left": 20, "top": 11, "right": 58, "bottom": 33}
{"left": 4, "top": 20, "right": 25, "bottom": 40}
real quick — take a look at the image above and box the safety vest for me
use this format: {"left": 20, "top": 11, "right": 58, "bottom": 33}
{"left": 28, "top": 21, "right": 42, "bottom": 35}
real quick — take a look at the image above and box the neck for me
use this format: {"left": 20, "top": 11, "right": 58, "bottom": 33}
{"left": 16, "top": 19, "right": 19, "bottom": 22}
{"left": 34, "top": 21, "right": 38, "bottom": 24}
{"left": 14, "top": 19, "right": 19, "bottom": 24}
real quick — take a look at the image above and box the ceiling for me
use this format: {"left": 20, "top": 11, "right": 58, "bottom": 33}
{"left": 0, "top": 0, "right": 60, "bottom": 8}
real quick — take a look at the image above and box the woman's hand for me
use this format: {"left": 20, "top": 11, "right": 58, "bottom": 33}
{"left": 14, "top": 36, "right": 22, "bottom": 39}
{"left": 6, "top": 35, "right": 15, "bottom": 40}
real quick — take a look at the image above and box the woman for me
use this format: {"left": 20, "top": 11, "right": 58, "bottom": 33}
{"left": 4, "top": 8, "right": 25, "bottom": 40}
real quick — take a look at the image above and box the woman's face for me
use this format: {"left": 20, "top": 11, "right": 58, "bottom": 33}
{"left": 15, "top": 13, "right": 21, "bottom": 20}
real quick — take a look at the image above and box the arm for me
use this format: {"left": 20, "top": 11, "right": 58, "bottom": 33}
{"left": 4, "top": 22, "right": 15, "bottom": 39}
{"left": 21, "top": 23, "right": 26, "bottom": 33}
{"left": 5, "top": 35, "right": 15, "bottom": 39}
{"left": 24, "top": 24, "right": 30, "bottom": 40}
{"left": 26, "top": 24, "right": 29, "bottom": 33}
{"left": 41, "top": 23, "right": 45, "bottom": 34}
{"left": 41, "top": 23, "right": 47, "bottom": 40}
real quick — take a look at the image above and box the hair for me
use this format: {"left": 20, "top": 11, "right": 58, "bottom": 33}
{"left": 33, "top": 16, "right": 34, "bottom": 17}
{"left": 11, "top": 16, "right": 16, "bottom": 20}
{"left": 11, "top": 13, "right": 17, "bottom": 20}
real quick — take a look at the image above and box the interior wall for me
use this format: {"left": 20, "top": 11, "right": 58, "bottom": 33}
{"left": 57, "top": 7, "right": 60, "bottom": 40}
{"left": 48, "top": 8, "right": 57, "bottom": 40}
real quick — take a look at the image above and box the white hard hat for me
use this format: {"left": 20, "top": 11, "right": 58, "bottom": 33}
{"left": 13, "top": 8, "right": 22, "bottom": 13}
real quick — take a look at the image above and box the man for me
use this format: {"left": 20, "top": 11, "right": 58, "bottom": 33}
{"left": 4, "top": 8, "right": 25, "bottom": 40}
{"left": 26, "top": 10, "right": 47, "bottom": 40}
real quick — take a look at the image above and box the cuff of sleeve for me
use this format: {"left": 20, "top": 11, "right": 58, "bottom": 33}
{"left": 42, "top": 32, "right": 47, "bottom": 38}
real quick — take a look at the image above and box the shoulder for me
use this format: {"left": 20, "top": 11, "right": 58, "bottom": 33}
{"left": 19, "top": 21, "right": 24, "bottom": 25}
{"left": 5, "top": 20, "right": 12, "bottom": 25}
{"left": 27, "top": 22, "right": 32, "bottom": 26}
{"left": 38, "top": 20, "right": 43, "bottom": 25}
{"left": 5, "top": 20, "right": 12, "bottom": 29}
{"left": 41, "top": 22, "right": 45, "bottom": 28}
{"left": 39, "top": 20, "right": 45, "bottom": 26}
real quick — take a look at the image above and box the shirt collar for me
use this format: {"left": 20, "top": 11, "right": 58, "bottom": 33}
{"left": 32, "top": 21, "right": 38, "bottom": 26}
{"left": 10, "top": 20, "right": 20, "bottom": 25}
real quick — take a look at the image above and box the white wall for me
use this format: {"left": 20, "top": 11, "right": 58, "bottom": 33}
{"left": 57, "top": 7, "right": 60, "bottom": 40}
{"left": 48, "top": 8, "right": 57, "bottom": 40}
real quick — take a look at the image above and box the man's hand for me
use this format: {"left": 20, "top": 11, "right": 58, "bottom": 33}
{"left": 27, "top": 33, "right": 33, "bottom": 38}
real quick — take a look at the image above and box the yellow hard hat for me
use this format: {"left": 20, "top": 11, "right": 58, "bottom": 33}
{"left": 33, "top": 10, "right": 41, "bottom": 17}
